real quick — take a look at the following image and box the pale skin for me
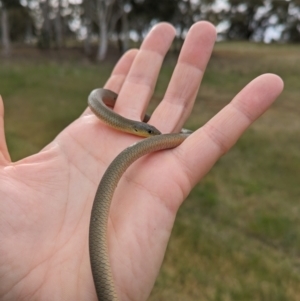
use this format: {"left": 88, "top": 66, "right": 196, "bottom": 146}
{"left": 0, "top": 21, "right": 283, "bottom": 301}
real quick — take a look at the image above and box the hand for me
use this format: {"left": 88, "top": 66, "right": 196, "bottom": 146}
{"left": 0, "top": 21, "right": 283, "bottom": 301}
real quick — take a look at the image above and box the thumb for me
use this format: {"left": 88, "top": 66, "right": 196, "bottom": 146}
{"left": 0, "top": 96, "right": 11, "bottom": 164}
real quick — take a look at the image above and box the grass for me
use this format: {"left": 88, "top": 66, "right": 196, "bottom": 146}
{"left": 1, "top": 41, "right": 300, "bottom": 300}
{"left": 1, "top": 60, "right": 113, "bottom": 159}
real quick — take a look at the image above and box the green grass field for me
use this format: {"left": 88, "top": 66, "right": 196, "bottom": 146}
{"left": 1, "top": 42, "right": 300, "bottom": 300}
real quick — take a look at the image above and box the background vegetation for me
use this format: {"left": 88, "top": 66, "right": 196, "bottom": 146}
{"left": 1, "top": 0, "right": 300, "bottom": 60}
{"left": 1, "top": 40, "right": 300, "bottom": 300}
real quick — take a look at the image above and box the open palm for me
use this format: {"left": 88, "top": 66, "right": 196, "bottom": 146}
{"left": 0, "top": 22, "right": 283, "bottom": 301}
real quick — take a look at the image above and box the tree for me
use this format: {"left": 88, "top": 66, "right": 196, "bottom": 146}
{"left": 1, "top": 3, "right": 10, "bottom": 56}
{"left": 129, "top": 0, "right": 179, "bottom": 39}
{"left": 54, "top": 0, "right": 64, "bottom": 48}
{"left": 272, "top": 0, "right": 299, "bottom": 42}
{"left": 83, "top": 0, "right": 94, "bottom": 55}
{"left": 39, "top": 0, "right": 52, "bottom": 49}
{"left": 95, "top": 0, "right": 116, "bottom": 61}
{"left": 108, "top": 0, "right": 131, "bottom": 54}
{"left": 0, "top": 0, "right": 24, "bottom": 56}
{"left": 226, "top": 0, "right": 265, "bottom": 40}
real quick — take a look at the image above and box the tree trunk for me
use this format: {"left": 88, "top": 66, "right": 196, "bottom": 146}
{"left": 83, "top": 0, "right": 93, "bottom": 55}
{"left": 84, "top": 23, "right": 92, "bottom": 55}
{"left": 40, "top": 0, "right": 51, "bottom": 49}
{"left": 121, "top": 10, "right": 129, "bottom": 53}
{"left": 97, "top": 0, "right": 108, "bottom": 61}
{"left": 1, "top": 7, "right": 10, "bottom": 56}
{"left": 55, "top": 0, "right": 63, "bottom": 48}
{"left": 25, "top": 21, "right": 34, "bottom": 44}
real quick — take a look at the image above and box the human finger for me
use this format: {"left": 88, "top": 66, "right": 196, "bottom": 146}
{"left": 114, "top": 23, "right": 176, "bottom": 121}
{"left": 0, "top": 96, "right": 11, "bottom": 164}
{"left": 151, "top": 21, "right": 216, "bottom": 133}
{"left": 105, "top": 48, "right": 139, "bottom": 93}
{"left": 176, "top": 74, "right": 284, "bottom": 192}
{"left": 82, "top": 49, "right": 138, "bottom": 116}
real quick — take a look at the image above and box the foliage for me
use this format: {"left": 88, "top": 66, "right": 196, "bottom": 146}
{"left": 0, "top": 0, "right": 299, "bottom": 57}
{"left": 1, "top": 0, "right": 22, "bottom": 9}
